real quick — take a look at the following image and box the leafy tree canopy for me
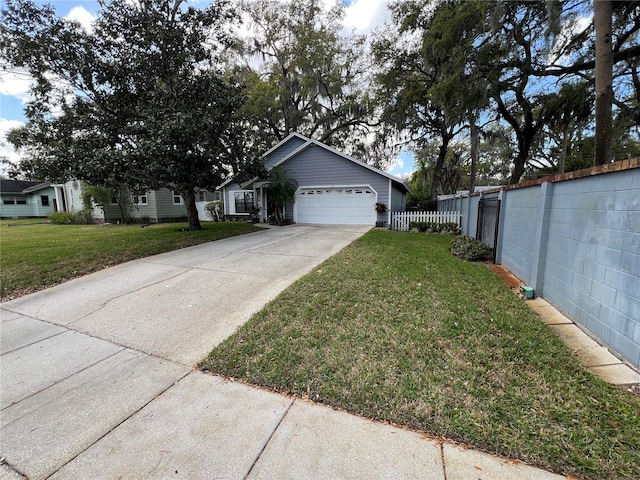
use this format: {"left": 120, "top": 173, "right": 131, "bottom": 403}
{"left": 1, "top": 0, "right": 248, "bottom": 230}
{"left": 236, "top": 0, "right": 383, "bottom": 163}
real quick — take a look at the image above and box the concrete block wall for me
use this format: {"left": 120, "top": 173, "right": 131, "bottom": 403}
{"left": 438, "top": 161, "right": 640, "bottom": 369}
{"left": 438, "top": 195, "right": 479, "bottom": 237}
{"left": 497, "top": 186, "right": 547, "bottom": 288}
{"left": 540, "top": 169, "right": 640, "bottom": 368}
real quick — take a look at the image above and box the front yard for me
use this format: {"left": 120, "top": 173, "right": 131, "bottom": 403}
{"left": 200, "top": 230, "right": 640, "bottom": 480}
{"left": 0, "top": 219, "right": 262, "bottom": 300}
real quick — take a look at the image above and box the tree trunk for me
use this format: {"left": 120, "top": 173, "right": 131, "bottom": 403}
{"left": 509, "top": 151, "right": 528, "bottom": 185}
{"left": 594, "top": 0, "right": 613, "bottom": 166}
{"left": 183, "top": 189, "right": 202, "bottom": 231}
{"left": 558, "top": 127, "right": 570, "bottom": 174}
{"left": 117, "top": 203, "right": 126, "bottom": 223}
{"left": 429, "top": 141, "right": 449, "bottom": 201}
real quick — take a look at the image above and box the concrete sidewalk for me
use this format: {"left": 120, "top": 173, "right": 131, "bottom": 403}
{"left": 2, "top": 225, "right": 565, "bottom": 479}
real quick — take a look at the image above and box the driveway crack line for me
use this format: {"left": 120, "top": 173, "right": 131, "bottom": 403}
{"left": 0, "top": 329, "right": 67, "bottom": 356}
{"left": 243, "top": 397, "right": 296, "bottom": 480}
{"left": 44, "top": 368, "right": 191, "bottom": 480}
{"left": 66, "top": 269, "right": 191, "bottom": 327}
{"left": 1, "top": 346, "right": 126, "bottom": 415}
{"left": 441, "top": 442, "right": 448, "bottom": 480}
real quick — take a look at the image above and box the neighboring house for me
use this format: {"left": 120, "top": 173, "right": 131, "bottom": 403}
{"left": 220, "top": 133, "right": 410, "bottom": 226}
{"left": 87, "top": 186, "right": 220, "bottom": 223}
{"left": 0, "top": 178, "right": 219, "bottom": 222}
{"left": 0, "top": 180, "right": 67, "bottom": 218}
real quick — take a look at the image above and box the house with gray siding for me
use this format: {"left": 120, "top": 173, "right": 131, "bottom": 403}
{"left": 96, "top": 188, "right": 219, "bottom": 223}
{"left": 1, "top": 178, "right": 219, "bottom": 222}
{"left": 221, "top": 133, "right": 409, "bottom": 226}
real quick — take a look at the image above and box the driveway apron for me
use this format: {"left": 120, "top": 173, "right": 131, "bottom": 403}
{"left": 0, "top": 225, "right": 370, "bottom": 479}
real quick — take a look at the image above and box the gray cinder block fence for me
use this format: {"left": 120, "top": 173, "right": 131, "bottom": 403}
{"left": 439, "top": 159, "right": 640, "bottom": 370}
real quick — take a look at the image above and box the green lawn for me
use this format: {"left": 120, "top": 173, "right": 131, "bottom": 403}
{"left": 200, "top": 230, "right": 640, "bottom": 480}
{"left": 0, "top": 219, "right": 263, "bottom": 300}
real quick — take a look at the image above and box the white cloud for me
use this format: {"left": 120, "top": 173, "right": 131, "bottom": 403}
{"left": 0, "top": 70, "right": 33, "bottom": 104}
{"left": 342, "top": 0, "right": 391, "bottom": 33}
{"left": 0, "top": 119, "right": 25, "bottom": 169}
{"left": 65, "top": 6, "right": 96, "bottom": 32}
{"left": 386, "top": 156, "right": 404, "bottom": 173}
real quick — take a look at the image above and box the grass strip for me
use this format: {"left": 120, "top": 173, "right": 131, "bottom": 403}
{"left": 0, "top": 220, "right": 262, "bottom": 300}
{"left": 200, "top": 230, "right": 640, "bottom": 480}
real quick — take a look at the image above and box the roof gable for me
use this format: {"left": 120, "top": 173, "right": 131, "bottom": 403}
{"left": 269, "top": 137, "right": 410, "bottom": 193}
{"left": 263, "top": 133, "right": 309, "bottom": 170}
{"left": 220, "top": 133, "right": 410, "bottom": 194}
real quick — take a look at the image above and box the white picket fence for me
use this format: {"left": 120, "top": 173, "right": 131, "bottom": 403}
{"left": 391, "top": 211, "right": 462, "bottom": 232}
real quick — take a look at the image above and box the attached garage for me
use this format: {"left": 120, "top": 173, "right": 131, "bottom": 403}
{"left": 295, "top": 186, "right": 376, "bottom": 225}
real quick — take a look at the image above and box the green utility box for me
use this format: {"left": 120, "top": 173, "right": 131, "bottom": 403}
{"left": 520, "top": 285, "right": 535, "bottom": 299}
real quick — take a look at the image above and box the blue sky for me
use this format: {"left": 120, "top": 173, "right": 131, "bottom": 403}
{"left": 0, "top": 0, "right": 414, "bottom": 178}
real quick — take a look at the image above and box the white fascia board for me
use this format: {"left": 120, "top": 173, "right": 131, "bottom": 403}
{"left": 217, "top": 176, "right": 239, "bottom": 189}
{"left": 261, "top": 132, "right": 312, "bottom": 158}
{"left": 240, "top": 177, "right": 259, "bottom": 189}
{"left": 295, "top": 184, "right": 377, "bottom": 193}
{"left": 23, "top": 182, "right": 53, "bottom": 193}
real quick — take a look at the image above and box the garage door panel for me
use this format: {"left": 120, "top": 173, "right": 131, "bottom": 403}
{"left": 296, "top": 187, "right": 376, "bottom": 225}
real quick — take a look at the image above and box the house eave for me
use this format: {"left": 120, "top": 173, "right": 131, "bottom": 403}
{"left": 23, "top": 182, "right": 53, "bottom": 193}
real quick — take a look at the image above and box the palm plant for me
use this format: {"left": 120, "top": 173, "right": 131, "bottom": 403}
{"left": 265, "top": 168, "right": 297, "bottom": 225}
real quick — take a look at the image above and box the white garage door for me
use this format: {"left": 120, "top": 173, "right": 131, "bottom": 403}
{"left": 296, "top": 187, "right": 376, "bottom": 225}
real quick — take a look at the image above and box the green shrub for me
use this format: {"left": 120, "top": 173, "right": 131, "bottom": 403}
{"left": 410, "top": 221, "right": 461, "bottom": 235}
{"left": 73, "top": 210, "right": 94, "bottom": 224}
{"left": 49, "top": 211, "right": 94, "bottom": 224}
{"left": 48, "top": 212, "right": 74, "bottom": 224}
{"left": 450, "top": 235, "right": 493, "bottom": 261}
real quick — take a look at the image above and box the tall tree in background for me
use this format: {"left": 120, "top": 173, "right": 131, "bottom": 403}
{"left": 480, "top": 1, "right": 567, "bottom": 184}
{"left": 238, "top": 0, "right": 377, "bottom": 157}
{"left": 594, "top": 0, "right": 613, "bottom": 165}
{"left": 538, "top": 1, "right": 640, "bottom": 165}
{"left": 374, "top": 0, "right": 487, "bottom": 200}
{"left": 545, "top": 81, "right": 593, "bottom": 173}
{"left": 1, "top": 0, "right": 246, "bottom": 230}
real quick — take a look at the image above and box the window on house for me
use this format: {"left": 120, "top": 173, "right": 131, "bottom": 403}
{"left": 213, "top": 191, "right": 221, "bottom": 201}
{"left": 3, "top": 198, "right": 15, "bottom": 205}
{"left": 172, "top": 191, "right": 183, "bottom": 205}
{"left": 134, "top": 193, "right": 148, "bottom": 205}
{"left": 41, "top": 195, "right": 50, "bottom": 206}
{"left": 111, "top": 196, "right": 118, "bottom": 205}
{"left": 16, "top": 197, "right": 27, "bottom": 205}
{"left": 234, "top": 191, "right": 254, "bottom": 213}
{"left": 198, "top": 191, "right": 206, "bottom": 202}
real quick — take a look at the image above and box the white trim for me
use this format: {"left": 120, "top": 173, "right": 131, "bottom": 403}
{"left": 172, "top": 190, "right": 184, "bottom": 205}
{"left": 134, "top": 192, "right": 148, "bottom": 205}
{"left": 230, "top": 189, "right": 254, "bottom": 215}
{"left": 261, "top": 132, "right": 310, "bottom": 158}
{"left": 293, "top": 184, "right": 377, "bottom": 225}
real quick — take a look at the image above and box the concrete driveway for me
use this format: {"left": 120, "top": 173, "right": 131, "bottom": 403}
{"left": 0, "top": 224, "right": 564, "bottom": 480}
{"left": 0, "top": 225, "right": 370, "bottom": 479}
{"left": 1, "top": 224, "right": 369, "bottom": 367}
